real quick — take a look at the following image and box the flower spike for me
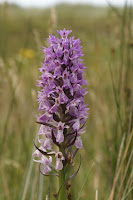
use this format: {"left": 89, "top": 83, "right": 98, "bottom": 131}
{"left": 33, "top": 29, "right": 89, "bottom": 199}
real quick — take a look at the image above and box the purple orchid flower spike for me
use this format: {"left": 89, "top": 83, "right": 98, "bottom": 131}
{"left": 33, "top": 28, "right": 89, "bottom": 200}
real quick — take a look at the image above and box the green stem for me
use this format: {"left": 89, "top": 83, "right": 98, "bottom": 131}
{"left": 59, "top": 167, "right": 67, "bottom": 200}
{"left": 58, "top": 145, "right": 67, "bottom": 200}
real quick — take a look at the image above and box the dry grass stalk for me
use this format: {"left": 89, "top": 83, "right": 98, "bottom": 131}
{"left": 109, "top": 129, "right": 133, "bottom": 200}
{"left": 22, "top": 134, "right": 38, "bottom": 200}
{"left": 46, "top": 195, "right": 49, "bottom": 200}
{"left": 127, "top": 103, "right": 133, "bottom": 136}
{"left": 33, "top": 29, "right": 42, "bottom": 53}
{"left": 116, "top": 148, "right": 133, "bottom": 200}
{"left": 122, "top": 169, "right": 133, "bottom": 200}
{"left": 115, "top": 133, "right": 126, "bottom": 173}
{"left": 22, "top": 155, "right": 34, "bottom": 200}
{"left": 95, "top": 190, "right": 98, "bottom": 200}
{"left": 49, "top": 7, "right": 57, "bottom": 34}
{"left": 123, "top": 168, "right": 133, "bottom": 196}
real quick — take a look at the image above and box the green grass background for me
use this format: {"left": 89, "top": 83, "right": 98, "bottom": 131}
{"left": 0, "top": 2, "right": 133, "bottom": 200}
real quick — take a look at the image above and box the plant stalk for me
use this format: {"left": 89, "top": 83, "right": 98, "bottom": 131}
{"left": 59, "top": 166, "right": 67, "bottom": 200}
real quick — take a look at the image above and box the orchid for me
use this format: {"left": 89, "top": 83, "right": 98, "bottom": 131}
{"left": 33, "top": 28, "right": 89, "bottom": 200}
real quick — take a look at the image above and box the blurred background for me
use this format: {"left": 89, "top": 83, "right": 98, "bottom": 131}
{"left": 0, "top": 0, "right": 133, "bottom": 199}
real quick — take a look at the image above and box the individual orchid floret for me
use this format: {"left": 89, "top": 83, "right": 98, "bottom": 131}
{"left": 33, "top": 155, "right": 52, "bottom": 175}
{"left": 55, "top": 152, "right": 65, "bottom": 170}
{"left": 33, "top": 149, "right": 42, "bottom": 158}
{"left": 56, "top": 122, "right": 65, "bottom": 144}
{"left": 57, "top": 28, "right": 72, "bottom": 39}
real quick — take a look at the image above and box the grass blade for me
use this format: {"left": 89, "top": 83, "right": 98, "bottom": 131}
{"left": 123, "top": 185, "right": 133, "bottom": 200}
{"left": 109, "top": 129, "right": 133, "bottom": 200}
{"left": 77, "top": 163, "right": 94, "bottom": 200}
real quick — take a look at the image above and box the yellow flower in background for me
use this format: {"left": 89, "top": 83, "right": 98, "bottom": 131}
{"left": 19, "top": 48, "right": 35, "bottom": 59}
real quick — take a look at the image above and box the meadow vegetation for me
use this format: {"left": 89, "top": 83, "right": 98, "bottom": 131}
{"left": 0, "top": 2, "right": 133, "bottom": 200}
